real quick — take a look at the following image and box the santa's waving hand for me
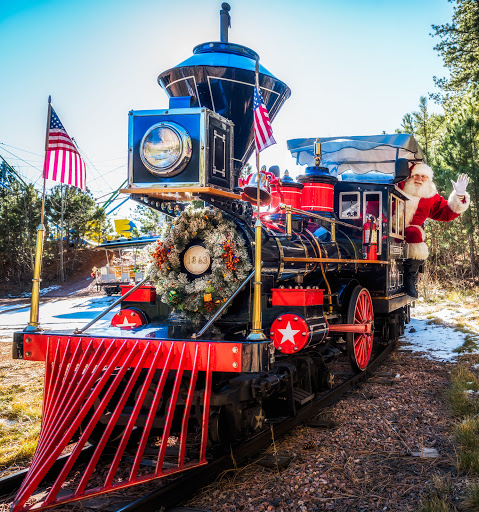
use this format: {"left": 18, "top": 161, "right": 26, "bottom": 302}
{"left": 451, "top": 174, "right": 469, "bottom": 197}
{"left": 396, "top": 164, "right": 470, "bottom": 297}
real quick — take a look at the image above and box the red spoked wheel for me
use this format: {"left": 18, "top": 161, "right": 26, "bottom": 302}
{"left": 346, "top": 286, "right": 374, "bottom": 372}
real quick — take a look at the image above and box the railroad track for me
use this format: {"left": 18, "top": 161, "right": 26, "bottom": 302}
{"left": 0, "top": 341, "right": 395, "bottom": 512}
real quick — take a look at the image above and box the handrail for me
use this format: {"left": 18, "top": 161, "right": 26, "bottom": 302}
{"left": 279, "top": 204, "right": 363, "bottom": 231}
{"left": 74, "top": 277, "right": 150, "bottom": 334}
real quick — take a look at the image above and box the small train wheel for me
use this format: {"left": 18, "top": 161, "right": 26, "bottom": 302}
{"left": 346, "top": 286, "right": 374, "bottom": 372}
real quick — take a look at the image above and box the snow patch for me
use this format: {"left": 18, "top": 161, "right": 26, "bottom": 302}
{"left": 400, "top": 317, "right": 465, "bottom": 361}
{"left": 0, "top": 418, "right": 17, "bottom": 427}
{"left": 0, "top": 295, "right": 119, "bottom": 341}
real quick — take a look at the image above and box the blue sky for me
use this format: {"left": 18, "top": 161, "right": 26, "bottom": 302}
{"left": 0, "top": 0, "right": 453, "bottom": 215}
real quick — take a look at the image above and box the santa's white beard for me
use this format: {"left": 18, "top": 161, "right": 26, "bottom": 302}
{"left": 402, "top": 178, "right": 437, "bottom": 199}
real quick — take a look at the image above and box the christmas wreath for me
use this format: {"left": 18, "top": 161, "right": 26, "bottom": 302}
{"left": 148, "top": 207, "right": 252, "bottom": 323}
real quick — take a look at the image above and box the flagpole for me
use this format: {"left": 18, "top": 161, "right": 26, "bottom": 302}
{"left": 59, "top": 183, "right": 64, "bottom": 282}
{"left": 25, "top": 95, "right": 51, "bottom": 331}
{"left": 247, "top": 59, "right": 266, "bottom": 341}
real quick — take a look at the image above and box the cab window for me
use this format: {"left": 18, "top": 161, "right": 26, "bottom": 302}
{"left": 339, "top": 192, "right": 360, "bottom": 219}
{"left": 389, "top": 195, "right": 405, "bottom": 239}
{"left": 363, "top": 192, "right": 382, "bottom": 255}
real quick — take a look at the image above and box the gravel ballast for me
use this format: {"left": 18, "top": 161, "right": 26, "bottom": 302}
{"left": 187, "top": 346, "right": 466, "bottom": 512}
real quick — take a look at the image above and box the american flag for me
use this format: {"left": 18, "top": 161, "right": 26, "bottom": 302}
{"left": 253, "top": 85, "right": 276, "bottom": 153}
{"left": 43, "top": 107, "right": 86, "bottom": 190}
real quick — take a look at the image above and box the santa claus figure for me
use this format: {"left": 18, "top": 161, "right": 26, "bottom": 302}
{"left": 396, "top": 163, "right": 470, "bottom": 297}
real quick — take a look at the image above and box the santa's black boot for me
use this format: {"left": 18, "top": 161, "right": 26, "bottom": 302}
{"left": 404, "top": 259, "right": 423, "bottom": 298}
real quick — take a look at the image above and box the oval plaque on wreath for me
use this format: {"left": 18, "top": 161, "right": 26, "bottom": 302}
{"left": 148, "top": 207, "right": 252, "bottom": 323}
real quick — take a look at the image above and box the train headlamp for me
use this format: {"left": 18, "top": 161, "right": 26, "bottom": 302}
{"left": 183, "top": 245, "right": 211, "bottom": 275}
{"left": 140, "top": 122, "right": 192, "bottom": 177}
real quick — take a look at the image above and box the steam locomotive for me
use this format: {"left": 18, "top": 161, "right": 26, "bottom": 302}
{"left": 10, "top": 5, "right": 423, "bottom": 512}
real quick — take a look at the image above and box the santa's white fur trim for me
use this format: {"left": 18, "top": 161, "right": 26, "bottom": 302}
{"left": 404, "top": 195, "right": 420, "bottom": 227}
{"left": 394, "top": 184, "right": 415, "bottom": 227}
{"left": 409, "top": 224, "right": 426, "bottom": 240}
{"left": 448, "top": 190, "right": 470, "bottom": 214}
{"left": 411, "top": 163, "right": 434, "bottom": 181}
{"left": 407, "top": 242, "right": 429, "bottom": 260}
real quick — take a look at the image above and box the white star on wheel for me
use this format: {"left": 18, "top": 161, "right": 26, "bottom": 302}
{"left": 118, "top": 316, "right": 137, "bottom": 328}
{"left": 278, "top": 321, "right": 300, "bottom": 345}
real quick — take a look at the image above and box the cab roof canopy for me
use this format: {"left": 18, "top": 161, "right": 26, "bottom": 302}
{"left": 287, "top": 134, "right": 424, "bottom": 176}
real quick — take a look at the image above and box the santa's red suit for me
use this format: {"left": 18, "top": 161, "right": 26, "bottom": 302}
{"left": 396, "top": 163, "right": 470, "bottom": 260}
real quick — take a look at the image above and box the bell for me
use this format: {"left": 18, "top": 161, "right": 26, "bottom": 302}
{"left": 242, "top": 171, "right": 272, "bottom": 206}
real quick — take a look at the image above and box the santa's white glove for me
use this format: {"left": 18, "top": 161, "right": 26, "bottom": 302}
{"left": 451, "top": 174, "right": 469, "bottom": 197}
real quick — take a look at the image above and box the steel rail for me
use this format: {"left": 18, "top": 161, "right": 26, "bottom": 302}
{"left": 0, "top": 447, "right": 94, "bottom": 499}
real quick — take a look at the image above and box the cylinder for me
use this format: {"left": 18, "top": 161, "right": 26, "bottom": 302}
{"left": 260, "top": 221, "right": 358, "bottom": 283}
{"left": 261, "top": 229, "right": 317, "bottom": 281}
{"left": 300, "top": 182, "right": 334, "bottom": 212}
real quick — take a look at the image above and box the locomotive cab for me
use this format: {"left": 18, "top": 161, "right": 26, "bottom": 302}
{"left": 334, "top": 177, "right": 409, "bottom": 302}
{"left": 286, "top": 134, "right": 425, "bottom": 340}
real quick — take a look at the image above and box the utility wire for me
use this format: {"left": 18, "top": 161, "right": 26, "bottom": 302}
{"left": 88, "top": 163, "right": 126, "bottom": 185}
{"left": 0, "top": 154, "right": 27, "bottom": 187}
{"left": 0, "top": 146, "right": 42, "bottom": 173}
{"left": 1, "top": 141, "right": 126, "bottom": 170}
{"left": 0, "top": 142, "right": 43, "bottom": 158}
{"left": 73, "top": 140, "right": 116, "bottom": 194}
{"left": 94, "top": 195, "right": 128, "bottom": 207}
{"left": 95, "top": 189, "right": 121, "bottom": 201}
{"left": 0, "top": 146, "right": 44, "bottom": 187}
{"left": 0, "top": 140, "right": 126, "bottom": 197}
{"left": 92, "top": 156, "right": 126, "bottom": 163}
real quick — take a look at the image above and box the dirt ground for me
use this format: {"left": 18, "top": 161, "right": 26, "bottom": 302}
{"left": 0, "top": 343, "right": 44, "bottom": 390}
{"left": 188, "top": 349, "right": 465, "bottom": 512}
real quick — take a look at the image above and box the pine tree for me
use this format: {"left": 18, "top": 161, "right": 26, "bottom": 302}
{"left": 0, "top": 182, "right": 45, "bottom": 286}
{"left": 432, "top": 0, "right": 479, "bottom": 92}
{"left": 397, "top": 97, "right": 444, "bottom": 165}
{"left": 400, "top": 113, "right": 415, "bottom": 134}
{"left": 45, "top": 185, "right": 110, "bottom": 281}
{"left": 438, "top": 94, "right": 479, "bottom": 273}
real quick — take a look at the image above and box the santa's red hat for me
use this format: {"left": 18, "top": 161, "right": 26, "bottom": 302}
{"left": 409, "top": 162, "right": 433, "bottom": 181}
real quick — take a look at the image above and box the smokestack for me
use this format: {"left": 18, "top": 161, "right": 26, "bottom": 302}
{"left": 157, "top": 3, "right": 291, "bottom": 178}
{"left": 220, "top": 3, "right": 231, "bottom": 42}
